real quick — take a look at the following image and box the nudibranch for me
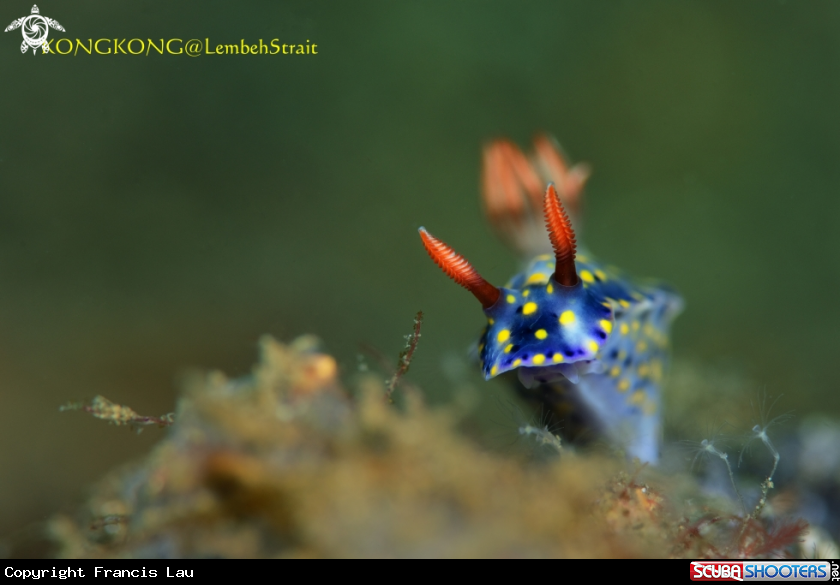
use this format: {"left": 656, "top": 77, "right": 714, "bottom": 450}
{"left": 419, "top": 135, "right": 682, "bottom": 462}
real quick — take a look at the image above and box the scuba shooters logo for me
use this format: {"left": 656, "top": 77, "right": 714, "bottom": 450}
{"left": 4, "top": 4, "right": 64, "bottom": 54}
{"left": 690, "top": 560, "right": 835, "bottom": 582}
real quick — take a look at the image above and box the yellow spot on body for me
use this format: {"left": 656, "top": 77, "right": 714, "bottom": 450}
{"left": 536, "top": 254, "right": 552, "bottom": 261}
{"left": 577, "top": 254, "right": 589, "bottom": 263}
{"left": 600, "top": 319, "right": 613, "bottom": 334}
{"left": 488, "top": 318, "right": 494, "bottom": 325}
{"left": 619, "top": 299, "right": 630, "bottom": 309}
{"left": 522, "top": 289, "right": 530, "bottom": 297}
{"left": 632, "top": 321, "right": 640, "bottom": 333}
{"left": 559, "top": 310, "right": 576, "bottom": 326}
{"left": 580, "top": 270, "right": 595, "bottom": 284}
{"left": 546, "top": 283, "right": 554, "bottom": 294}
{"left": 651, "top": 359, "right": 663, "bottom": 382}
{"left": 636, "top": 340, "right": 648, "bottom": 352}
{"left": 638, "top": 363, "right": 650, "bottom": 377}
{"left": 502, "top": 344, "right": 513, "bottom": 354}
{"left": 610, "top": 365, "right": 621, "bottom": 377}
{"left": 506, "top": 294, "right": 516, "bottom": 304}
{"left": 631, "top": 292, "right": 645, "bottom": 301}
{"left": 547, "top": 262, "right": 555, "bottom": 270}
{"left": 491, "top": 365, "right": 498, "bottom": 376}
{"left": 618, "top": 379, "right": 630, "bottom": 392}
{"left": 620, "top": 323, "right": 629, "bottom": 335}
{"left": 630, "top": 390, "right": 646, "bottom": 405}
{"left": 644, "top": 324, "right": 654, "bottom": 337}
{"left": 588, "top": 340, "right": 599, "bottom": 353}
{"left": 535, "top": 329, "right": 548, "bottom": 340}
{"left": 618, "top": 350, "right": 627, "bottom": 361}
{"left": 532, "top": 354, "right": 545, "bottom": 365}
{"left": 478, "top": 343, "right": 484, "bottom": 352}
{"left": 526, "top": 273, "right": 548, "bottom": 285}
{"left": 512, "top": 359, "right": 522, "bottom": 367}
{"left": 552, "top": 353, "right": 563, "bottom": 363}
{"left": 595, "top": 269, "right": 607, "bottom": 281}
{"left": 523, "top": 302, "right": 537, "bottom": 315}
{"left": 497, "top": 329, "right": 510, "bottom": 343}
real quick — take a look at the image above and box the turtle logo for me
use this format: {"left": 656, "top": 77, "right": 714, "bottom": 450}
{"left": 4, "top": 5, "right": 64, "bottom": 55}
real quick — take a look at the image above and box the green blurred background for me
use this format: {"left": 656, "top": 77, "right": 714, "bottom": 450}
{"left": 1, "top": 0, "right": 839, "bottom": 541}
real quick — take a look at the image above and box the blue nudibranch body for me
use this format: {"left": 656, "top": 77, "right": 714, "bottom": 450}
{"left": 480, "top": 252, "right": 682, "bottom": 462}
{"left": 420, "top": 135, "right": 682, "bottom": 462}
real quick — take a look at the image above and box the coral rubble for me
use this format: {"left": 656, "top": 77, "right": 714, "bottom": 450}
{"left": 46, "top": 336, "right": 808, "bottom": 558}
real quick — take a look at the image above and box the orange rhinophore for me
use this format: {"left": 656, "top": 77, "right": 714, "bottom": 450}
{"left": 543, "top": 184, "right": 578, "bottom": 287}
{"left": 418, "top": 227, "right": 500, "bottom": 308}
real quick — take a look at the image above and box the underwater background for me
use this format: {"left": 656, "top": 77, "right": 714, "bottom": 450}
{"left": 1, "top": 0, "right": 839, "bottom": 548}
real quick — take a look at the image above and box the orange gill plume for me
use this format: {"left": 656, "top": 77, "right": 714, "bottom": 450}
{"left": 481, "top": 140, "right": 544, "bottom": 227}
{"left": 418, "top": 227, "right": 500, "bottom": 308}
{"left": 531, "top": 134, "right": 591, "bottom": 220}
{"left": 543, "top": 184, "right": 578, "bottom": 286}
{"left": 480, "top": 135, "right": 590, "bottom": 257}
